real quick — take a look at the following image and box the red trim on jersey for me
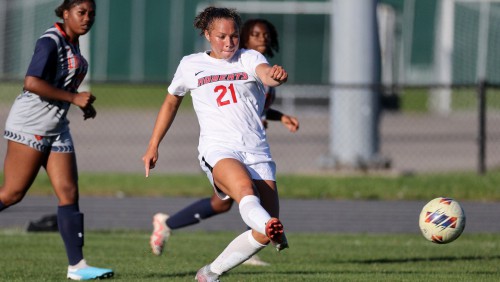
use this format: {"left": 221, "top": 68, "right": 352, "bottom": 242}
{"left": 54, "top": 22, "right": 79, "bottom": 45}
{"left": 55, "top": 23, "right": 68, "bottom": 39}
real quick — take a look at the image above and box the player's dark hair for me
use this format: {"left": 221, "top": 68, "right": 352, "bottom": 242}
{"left": 55, "top": 0, "right": 95, "bottom": 18}
{"left": 239, "top": 19, "right": 279, "bottom": 58}
{"left": 194, "top": 6, "right": 242, "bottom": 35}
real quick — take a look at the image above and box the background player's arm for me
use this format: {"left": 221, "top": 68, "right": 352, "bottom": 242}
{"left": 142, "top": 93, "right": 184, "bottom": 177}
{"left": 265, "top": 108, "right": 283, "bottom": 121}
{"left": 24, "top": 75, "right": 96, "bottom": 119}
{"left": 24, "top": 76, "right": 95, "bottom": 108}
{"left": 266, "top": 108, "right": 299, "bottom": 132}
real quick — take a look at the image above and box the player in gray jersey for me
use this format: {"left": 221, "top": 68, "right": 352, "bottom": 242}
{"left": 0, "top": 0, "right": 112, "bottom": 280}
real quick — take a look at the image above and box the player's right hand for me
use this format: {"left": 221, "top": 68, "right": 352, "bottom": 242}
{"left": 142, "top": 147, "right": 159, "bottom": 177}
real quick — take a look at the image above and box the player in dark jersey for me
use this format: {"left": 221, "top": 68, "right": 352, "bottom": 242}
{"left": 0, "top": 0, "right": 113, "bottom": 280}
{"left": 149, "top": 18, "right": 299, "bottom": 266}
{"left": 241, "top": 19, "right": 299, "bottom": 132}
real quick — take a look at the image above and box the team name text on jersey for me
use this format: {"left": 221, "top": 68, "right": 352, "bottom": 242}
{"left": 198, "top": 72, "right": 249, "bottom": 87}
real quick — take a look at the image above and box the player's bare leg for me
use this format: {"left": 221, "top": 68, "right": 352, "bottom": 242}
{"left": 212, "top": 159, "right": 287, "bottom": 247}
{"left": 0, "top": 141, "right": 44, "bottom": 210}
{"left": 212, "top": 158, "right": 272, "bottom": 243}
{"left": 255, "top": 179, "right": 288, "bottom": 251}
{"left": 46, "top": 151, "right": 79, "bottom": 205}
{"left": 196, "top": 159, "right": 287, "bottom": 280}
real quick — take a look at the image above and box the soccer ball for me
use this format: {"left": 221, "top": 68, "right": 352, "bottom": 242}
{"left": 418, "top": 197, "right": 466, "bottom": 244}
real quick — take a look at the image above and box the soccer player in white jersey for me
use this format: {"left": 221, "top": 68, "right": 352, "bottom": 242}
{"left": 142, "top": 7, "right": 290, "bottom": 281}
{"left": 0, "top": 0, "right": 113, "bottom": 280}
{"left": 149, "top": 18, "right": 299, "bottom": 267}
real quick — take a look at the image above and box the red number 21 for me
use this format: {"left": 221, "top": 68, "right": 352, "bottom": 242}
{"left": 214, "top": 83, "right": 237, "bottom": 107}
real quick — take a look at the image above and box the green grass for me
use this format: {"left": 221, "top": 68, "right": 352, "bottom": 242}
{"left": 3, "top": 82, "right": 500, "bottom": 112}
{"left": 385, "top": 87, "right": 500, "bottom": 112}
{"left": 2, "top": 169, "right": 500, "bottom": 201}
{"left": 0, "top": 81, "right": 193, "bottom": 110}
{"left": 0, "top": 230, "right": 498, "bottom": 281}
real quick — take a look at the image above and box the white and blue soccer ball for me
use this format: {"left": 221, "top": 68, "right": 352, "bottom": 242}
{"left": 418, "top": 197, "right": 466, "bottom": 244}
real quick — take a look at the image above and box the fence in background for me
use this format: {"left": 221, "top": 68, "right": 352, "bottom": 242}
{"left": 1, "top": 0, "right": 500, "bottom": 175}
{"left": 1, "top": 82, "right": 499, "bottom": 175}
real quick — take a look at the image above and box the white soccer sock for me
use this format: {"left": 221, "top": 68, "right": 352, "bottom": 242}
{"left": 210, "top": 230, "right": 266, "bottom": 275}
{"left": 239, "top": 195, "right": 271, "bottom": 235}
{"left": 68, "top": 259, "right": 88, "bottom": 269}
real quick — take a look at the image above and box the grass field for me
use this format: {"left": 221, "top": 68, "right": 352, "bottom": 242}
{"left": 1, "top": 230, "right": 499, "bottom": 281}
{"left": 2, "top": 170, "right": 500, "bottom": 281}
{"left": 1, "top": 171, "right": 499, "bottom": 281}
{"left": 2, "top": 81, "right": 500, "bottom": 281}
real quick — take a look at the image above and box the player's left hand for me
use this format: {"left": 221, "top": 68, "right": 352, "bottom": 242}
{"left": 142, "top": 147, "right": 159, "bottom": 177}
{"left": 281, "top": 114, "right": 299, "bottom": 132}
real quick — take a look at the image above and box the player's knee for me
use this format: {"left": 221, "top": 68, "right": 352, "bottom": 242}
{"left": 55, "top": 184, "right": 79, "bottom": 205}
{"left": 212, "top": 199, "right": 233, "bottom": 213}
{"left": 0, "top": 189, "right": 26, "bottom": 206}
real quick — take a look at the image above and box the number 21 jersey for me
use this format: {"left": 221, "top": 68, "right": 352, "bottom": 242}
{"left": 168, "top": 49, "right": 271, "bottom": 156}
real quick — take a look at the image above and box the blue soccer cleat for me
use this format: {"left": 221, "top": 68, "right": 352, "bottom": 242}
{"left": 67, "top": 263, "right": 114, "bottom": 280}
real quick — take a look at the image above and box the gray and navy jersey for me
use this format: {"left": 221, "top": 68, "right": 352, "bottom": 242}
{"left": 5, "top": 23, "right": 88, "bottom": 136}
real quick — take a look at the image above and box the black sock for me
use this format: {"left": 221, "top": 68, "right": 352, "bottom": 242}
{"left": 57, "top": 204, "right": 84, "bottom": 266}
{"left": 167, "top": 198, "right": 216, "bottom": 229}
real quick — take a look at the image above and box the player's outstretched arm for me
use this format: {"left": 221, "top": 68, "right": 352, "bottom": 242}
{"left": 256, "top": 64, "right": 288, "bottom": 87}
{"left": 142, "top": 93, "right": 183, "bottom": 177}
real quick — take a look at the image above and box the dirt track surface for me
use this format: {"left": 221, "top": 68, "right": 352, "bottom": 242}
{"left": 1, "top": 196, "right": 499, "bottom": 234}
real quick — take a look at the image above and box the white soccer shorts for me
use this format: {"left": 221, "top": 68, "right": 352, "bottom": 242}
{"left": 200, "top": 147, "right": 276, "bottom": 200}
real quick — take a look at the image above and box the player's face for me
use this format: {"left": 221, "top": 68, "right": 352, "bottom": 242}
{"left": 205, "top": 18, "right": 239, "bottom": 60}
{"left": 63, "top": 1, "right": 96, "bottom": 40}
{"left": 245, "top": 23, "right": 270, "bottom": 55}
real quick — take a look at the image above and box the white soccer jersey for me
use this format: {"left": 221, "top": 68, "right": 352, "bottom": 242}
{"left": 168, "top": 49, "right": 271, "bottom": 156}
